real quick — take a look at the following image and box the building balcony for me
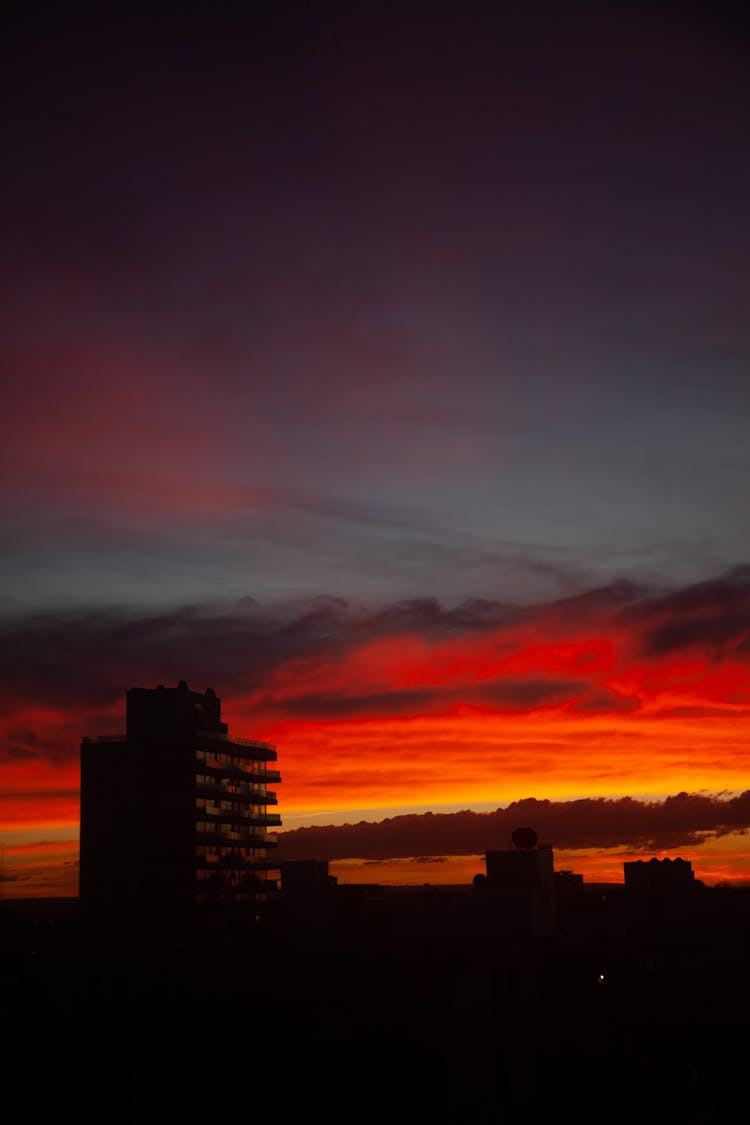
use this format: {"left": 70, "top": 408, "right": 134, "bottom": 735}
{"left": 195, "top": 758, "right": 282, "bottom": 784}
{"left": 197, "top": 856, "right": 281, "bottom": 872}
{"left": 195, "top": 780, "right": 278, "bottom": 805}
{"left": 195, "top": 824, "right": 279, "bottom": 846}
{"left": 196, "top": 730, "right": 277, "bottom": 759}
{"left": 251, "top": 769, "right": 281, "bottom": 784}
{"left": 194, "top": 808, "right": 282, "bottom": 827}
{"left": 194, "top": 873, "right": 280, "bottom": 893}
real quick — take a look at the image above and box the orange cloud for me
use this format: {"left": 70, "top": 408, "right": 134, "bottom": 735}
{"left": 2, "top": 570, "right": 750, "bottom": 891}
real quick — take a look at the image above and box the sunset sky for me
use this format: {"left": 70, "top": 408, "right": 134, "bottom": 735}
{"left": 2, "top": 3, "right": 750, "bottom": 895}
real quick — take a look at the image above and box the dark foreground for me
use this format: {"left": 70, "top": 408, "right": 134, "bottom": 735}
{"left": 2, "top": 889, "right": 749, "bottom": 1124}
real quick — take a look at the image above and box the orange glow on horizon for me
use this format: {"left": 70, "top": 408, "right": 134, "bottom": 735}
{"left": 3, "top": 600, "right": 750, "bottom": 894}
{"left": 248, "top": 707, "right": 750, "bottom": 814}
{"left": 328, "top": 835, "right": 750, "bottom": 889}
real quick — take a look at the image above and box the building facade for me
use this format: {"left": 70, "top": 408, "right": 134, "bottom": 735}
{"left": 479, "top": 833, "right": 557, "bottom": 938}
{"left": 80, "top": 681, "right": 281, "bottom": 929}
{"left": 623, "top": 855, "right": 696, "bottom": 935}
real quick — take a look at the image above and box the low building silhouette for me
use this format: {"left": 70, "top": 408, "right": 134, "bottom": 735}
{"left": 475, "top": 827, "right": 557, "bottom": 938}
{"left": 623, "top": 855, "right": 697, "bottom": 937}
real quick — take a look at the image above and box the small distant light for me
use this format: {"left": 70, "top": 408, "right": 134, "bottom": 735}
{"left": 597, "top": 973, "right": 605, "bottom": 984}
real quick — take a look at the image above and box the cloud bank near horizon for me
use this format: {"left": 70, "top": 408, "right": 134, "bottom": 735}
{"left": 277, "top": 791, "right": 750, "bottom": 861}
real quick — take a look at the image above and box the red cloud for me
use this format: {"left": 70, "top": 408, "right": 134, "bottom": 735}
{"left": 2, "top": 570, "right": 750, "bottom": 893}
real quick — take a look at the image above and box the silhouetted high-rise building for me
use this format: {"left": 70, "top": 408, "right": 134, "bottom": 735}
{"left": 80, "top": 681, "right": 281, "bottom": 929}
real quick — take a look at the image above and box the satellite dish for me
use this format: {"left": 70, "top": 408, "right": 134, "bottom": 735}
{"left": 511, "top": 827, "right": 538, "bottom": 850}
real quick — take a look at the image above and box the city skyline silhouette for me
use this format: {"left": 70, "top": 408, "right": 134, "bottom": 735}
{"left": 3, "top": 3, "right": 750, "bottom": 896}
{"left": 4, "top": 5, "right": 750, "bottom": 1114}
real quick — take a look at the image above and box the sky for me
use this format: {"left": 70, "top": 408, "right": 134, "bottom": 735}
{"left": 2, "top": 2, "right": 750, "bottom": 895}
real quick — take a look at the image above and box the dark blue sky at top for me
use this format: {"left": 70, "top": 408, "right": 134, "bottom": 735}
{"left": 2, "top": 2, "right": 749, "bottom": 615}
